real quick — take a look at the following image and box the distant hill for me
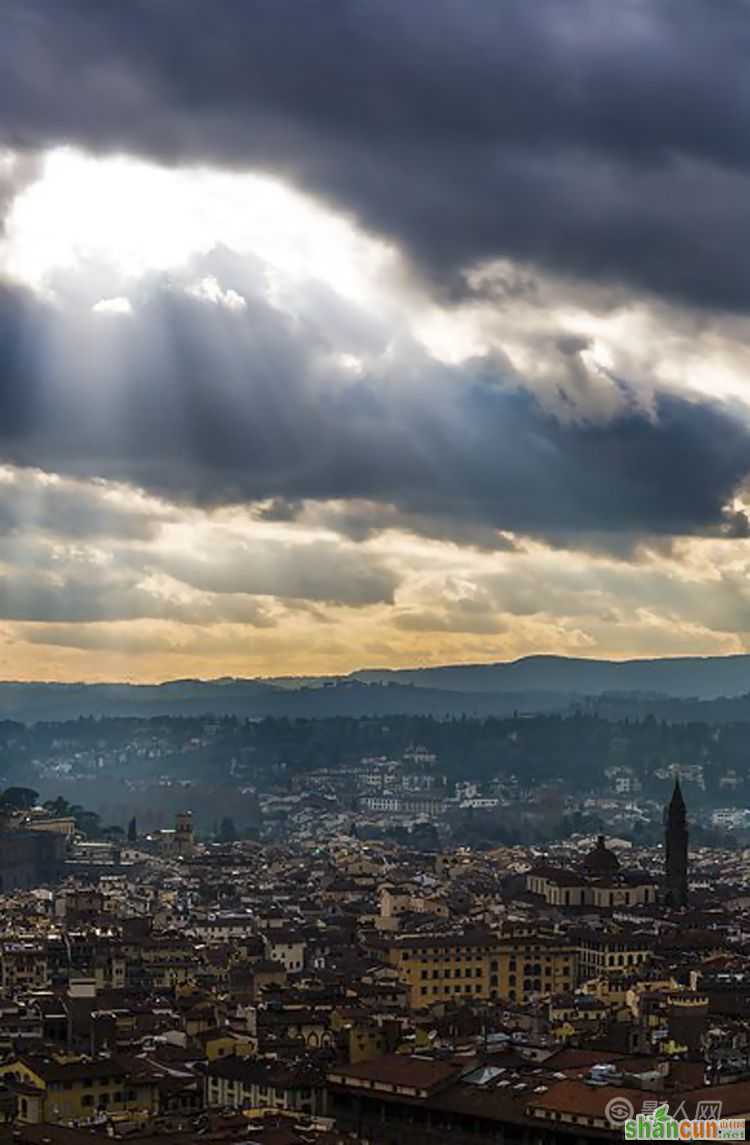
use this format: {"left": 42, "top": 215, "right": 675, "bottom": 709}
{"left": 3, "top": 653, "right": 750, "bottom": 722}
{"left": 0, "top": 678, "right": 279, "bottom": 723}
{"left": 0, "top": 677, "right": 572, "bottom": 723}
{"left": 348, "top": 653, "right": 750, "bottom": 699}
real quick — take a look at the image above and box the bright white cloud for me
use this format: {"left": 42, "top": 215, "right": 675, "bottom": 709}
{"left": 7, "top": 145, "right": 743, "bottom": 417}
{"left": 0, "top": 147, "right": 398, "bottom": 308}
{"left": 185, "top": 276, "right": 246, "bottom": 311}
{"left": 92, "top": 296, "right": 132, "bottom": 315}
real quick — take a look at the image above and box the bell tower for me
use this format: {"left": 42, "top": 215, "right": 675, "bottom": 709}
{"left": 175, "top": 811, "right": 194, "bottom": 857}
{"left": 664, "top": 776, "right": 688, "bottom": 908}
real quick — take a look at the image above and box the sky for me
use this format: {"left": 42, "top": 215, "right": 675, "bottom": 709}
{"left": 2, "top": 2, "right": 750, "bottom": 682}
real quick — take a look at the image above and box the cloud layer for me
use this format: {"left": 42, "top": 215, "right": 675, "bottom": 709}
{"left": 0, "top": 3, "right": 750, "bottom": 677}
{"left": 0, "top": 258, "right": 748, "bottom": 549}
{"left": 5, "top": 2, "right": 750, "bottom": 309}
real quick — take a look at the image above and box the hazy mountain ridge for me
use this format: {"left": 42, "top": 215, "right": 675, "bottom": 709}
{"left": 0, "top": 654, "right": 750, "bottom": 722}
{"left": 0, "top": 678, "right": 570, "bottom": 723}
{"left": 347, "top": 653, "right": 750, "bottom": 698}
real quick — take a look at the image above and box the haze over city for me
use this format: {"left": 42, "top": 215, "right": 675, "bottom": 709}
{"left": 2, "top": 2, "right": 750, "bottom": 682}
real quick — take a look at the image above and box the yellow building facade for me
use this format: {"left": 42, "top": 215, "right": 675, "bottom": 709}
{"left": 0, "top": 1055, "right": 160, "bottom": 1124}
{"left": 375, "top": 931, "right": 578, "bottom": 1009}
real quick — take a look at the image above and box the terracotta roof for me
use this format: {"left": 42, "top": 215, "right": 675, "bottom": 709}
{"left": 12, "top": 1054, "right": 158, "bottom": 1085}
{"left": 676, "top": 1080, "right": 750, "bottom": 1118}
{"left": 428, "top": 1080, "right": 530, "bottom": 1126}
{"left": 527, "top": 1078, "right": 643, "bottom": 1119}
{"left": 329, "top": 1053, "right": 462, "bottom": 1092}
{"left": 373, "top": 929, "right": 496, "bottom": 951}
{"left": 207, "top": 1056, "right": 323, "bottom": 1088}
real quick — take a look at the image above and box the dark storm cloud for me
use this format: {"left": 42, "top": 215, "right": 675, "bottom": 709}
{"left": 4, "top": 1, "right": 750, "bottom": 308}
{"left": 298, "top": 501, "right": 520, "bottom": 553}
{"left": 0, "top": 267, "right": 748, "bottom": 547}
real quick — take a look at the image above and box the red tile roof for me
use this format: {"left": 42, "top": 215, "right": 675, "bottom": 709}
{"left": 329, "top": 1053, "right": 462, "bottom": 1092}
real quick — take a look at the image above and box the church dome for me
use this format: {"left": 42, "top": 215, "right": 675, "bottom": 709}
{"left": 582, "top": 834, "right": 620, "bottom": 876}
